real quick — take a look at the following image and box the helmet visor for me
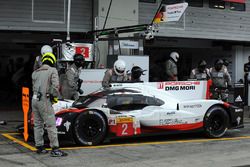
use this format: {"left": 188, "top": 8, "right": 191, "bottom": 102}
{"left": 116, "top": 68, "right": 125, "bottom": 75}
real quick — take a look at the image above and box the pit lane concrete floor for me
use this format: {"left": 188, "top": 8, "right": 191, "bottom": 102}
{"left": 0, "top": 109, "right": 250, "bottom": 167}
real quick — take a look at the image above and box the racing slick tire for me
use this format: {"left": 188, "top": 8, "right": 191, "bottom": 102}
{"left": 73, "top": 110, "right": 107, "bottom": 146}
{"left": 204, "top": 106, "right": 229, "bottom": 138}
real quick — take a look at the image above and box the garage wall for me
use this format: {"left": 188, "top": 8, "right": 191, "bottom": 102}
{"left": 232, "top": 46, "right": 250, "bottom": 82}
{"left": 0, "top": 0, "right": 92, "bottom": 32}
{"left": 96, "top": 0, "right": 138, "bottom": 29}
{"left": 139, "top": 1, "right": 250, "bottom": 41}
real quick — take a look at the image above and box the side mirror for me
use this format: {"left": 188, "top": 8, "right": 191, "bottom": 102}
{"left": 102, "top": 103, "right": 108, "bottom": 108}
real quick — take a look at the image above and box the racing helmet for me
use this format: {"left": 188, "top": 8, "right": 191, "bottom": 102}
{"left": 215, "top": 59, "right": 224, "bottom": 71}
{"left": 198, "top": 60, "right": 207, "bottom": 72}
{"left": 73, "top": 54, "right": 85, "bottom": 68}
{"left": 131, "top": 66, "right": 145, "bottom": 80}
{"left": 170, "top": 52, "right": 179, "bottom": 62}
{"left": 41, "top": 45, "right": 53, "bottom": 55}
{"left": 113, "top": 59, "right": 126, "bottom": 76}
{"left": 41, "top": 52, "right": 57, "bottom": 67}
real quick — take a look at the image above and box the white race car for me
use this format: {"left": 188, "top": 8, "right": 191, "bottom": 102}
{"left": 30, "top": 81, "right": 244, "bottom": 146}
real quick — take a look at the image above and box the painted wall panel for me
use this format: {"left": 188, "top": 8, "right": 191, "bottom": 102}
{"left": 97, "top": 0, "right": 138, "bottom": 29}
{"left": 0, "top": 0, "right": 92, "bottom": 32}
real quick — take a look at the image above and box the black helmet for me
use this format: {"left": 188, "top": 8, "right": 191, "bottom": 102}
{"left": 131, "top": 66, "right": 145, "bottom": 80}
{"left": 215, "top": 59, "right": 223, "bottom": 71}
{"left": 73, "top": 54, "right": 85, "bottom": 68}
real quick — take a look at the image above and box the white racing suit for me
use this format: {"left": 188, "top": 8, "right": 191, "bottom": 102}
{"left": 102, "top": 69, "right": 128, "bottom": 88}
{"left": 165, "top": 58, "right": 178, "bottom": 81}
{"left": 190, "top": 68, "right": 210, "bottom": 80}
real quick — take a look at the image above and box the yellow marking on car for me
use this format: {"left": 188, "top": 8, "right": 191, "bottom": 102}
{"left": 2, "top": 133, "right": 250, "bottom": 151}
{"left": 116, "top": 117, "right": 134, "bottom": 123}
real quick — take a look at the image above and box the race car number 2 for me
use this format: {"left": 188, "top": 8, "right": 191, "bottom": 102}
{"left": 116, "top": 123, "right": 134, "bottom": 136}
{"left": 116, "top": 117, "right": 134, "bottom": 136}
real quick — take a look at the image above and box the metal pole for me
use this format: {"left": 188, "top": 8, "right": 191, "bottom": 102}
{"left": 67, "top": 0, "right": 71, "bottom": 41}
{"left": 103, "top": 0, "right": 113, "bottom": 30}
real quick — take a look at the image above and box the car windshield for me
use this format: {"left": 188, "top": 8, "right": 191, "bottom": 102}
{"left": 72, "top": 88, "right": 141, "bottom": 108}
{"left": 107, "top": 94, "right": 164, "bottom": 111}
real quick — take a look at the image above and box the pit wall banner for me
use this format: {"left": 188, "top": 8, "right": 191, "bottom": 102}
{"left": 79, "top": 69, "right": 208, "bottom": 99}
{"left": 146, "top": 81, "right": 208, "bottom": 101}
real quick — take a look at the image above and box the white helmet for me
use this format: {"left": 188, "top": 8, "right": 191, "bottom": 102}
{"left": 41, "top": 45, "right": 53, "bottom": 55}
{"left": 170, "top": 52, "right": 179, "bottom": 62}
{"left": 113, "top": 59, "right": 126, "bottom": 76}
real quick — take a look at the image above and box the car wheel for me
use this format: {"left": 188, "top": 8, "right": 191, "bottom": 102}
{"left": 204, "top": 106, "right": 229, "bottom": 138}
{"left": 73, "top": 110, "right": 107, "bottom": 146}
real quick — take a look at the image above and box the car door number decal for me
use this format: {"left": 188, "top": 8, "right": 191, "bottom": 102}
{"left": 122, "top": 123, "right": 128, "bottom": 135}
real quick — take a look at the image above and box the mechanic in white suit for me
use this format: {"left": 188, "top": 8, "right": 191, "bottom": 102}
{"left": 165, "top": 52, "right": 179, "bottom": 81}
{"left": 102, "top": 59, "right": 128, "bottom": 88}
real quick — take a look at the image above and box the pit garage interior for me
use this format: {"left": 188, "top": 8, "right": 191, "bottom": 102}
{"left": 0, "top": 0, "right": 249, "bottom": 112}
{"left": 145, "top": 37, "right": 248, "bottom": 82}
{"left": 0, "top": 31, "right": 82, "bottom": 110}
{"left": 0, "top": 31, "right": 248, "bottom": 111}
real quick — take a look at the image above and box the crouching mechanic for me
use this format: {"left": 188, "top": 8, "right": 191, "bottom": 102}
{"left": 32, "top": 52, "right": 67, "bottom": 157}
{"left": 61, "top": 54, "right": 85, "bottom": 100}
{"left": 102, "top": 59, "right": 128, "bottom": 88}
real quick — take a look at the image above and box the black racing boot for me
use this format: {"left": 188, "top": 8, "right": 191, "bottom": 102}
{"left": 50, "top": 148, "right": 68, "bottom": 157}
{"left": 36, "top": 146, "right": 48, "bottom": 154}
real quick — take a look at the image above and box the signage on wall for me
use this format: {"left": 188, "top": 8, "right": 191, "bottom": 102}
{"left": 154, "top": 2, "right": 188, "bottom": 23}
{"left": 75, "top": 46, "right": 90, "bottom": 58}
{"left": 61, "top": 43, "right": 94, "bottom": 61}
{"left": 120, "top": 40, "right": 139, "bottom": 49}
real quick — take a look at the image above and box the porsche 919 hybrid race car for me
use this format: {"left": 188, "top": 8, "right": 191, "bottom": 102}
{"left": 30, "top": 81, "right": 244, "bottom": 146}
